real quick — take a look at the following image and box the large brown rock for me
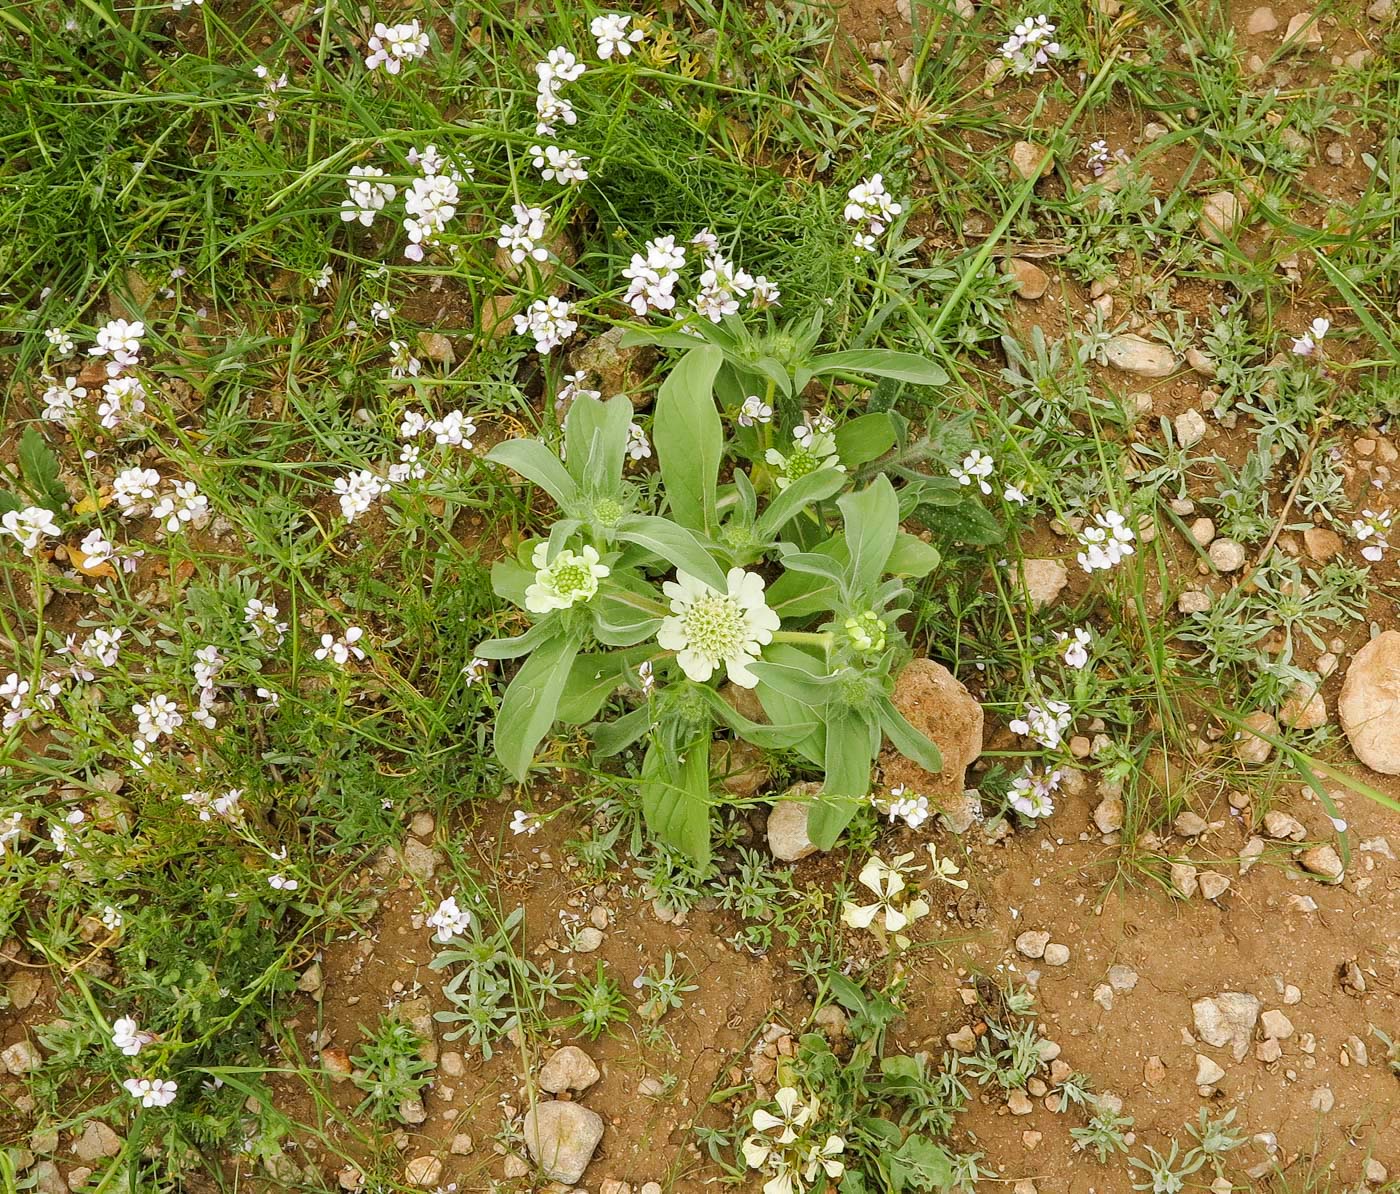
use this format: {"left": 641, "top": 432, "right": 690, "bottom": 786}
{"left": 1339, "top": 631, "right": 1400, "bottom": 773}
{"left": 879, "top": 659, "right": 984, "bottom": 800}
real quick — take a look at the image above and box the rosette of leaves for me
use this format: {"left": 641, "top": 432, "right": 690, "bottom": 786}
{"left": 480, "top": 334, "right": 990, "bottom": 864}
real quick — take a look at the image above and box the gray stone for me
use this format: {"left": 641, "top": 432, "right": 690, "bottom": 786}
{"left": 1192, "top": 992, "right": 1260, "bottom": 1061}
{"left": 1195, "top": 1054, "right": 1226, "bottom": 1086}
{"left": 1260, "top": 1010, "right": 1295, "bottom": 1040}
{"left": 539, "top": 1045, "right": 600, "bottom": 1094}
{"left": 71, "top": 1122, "right": 122, "bottom": 1162}
{"left": 1104, "top": 335, "right": 1177, "bottom": 377}
{"left": 767, "top": 788, "right": 819, "bottom": 861}
{"left": 1209, "top": 538, "right": 1247, "bottom": 572}
{"left": 2, "top": 1040, "right": 42, "bottom": 1075}
{"left": 1339, "top": 630, "right": 1400, "bottom": 773}
{"left": 523, "top": 1100, "right": 606, "bottom": 1185}
{"left": 1108, "top": 964, "right": 1139, "bottom": 991}
{"left": 1175, "top": 409, "right": 1209, "bottom": 448}
{"left": 1016, "top": 930, "right": 1050, "bottom": 959}
{"left": 1247, "top": 5, "right": 1278, "bottom": 31}
{"left": 1043, "top": 943, "right": 1070, "bottom": 966}
{"left": 1200, "top": 192, "right": 1244, "bottom": 242}
{"left": 1299, "top": 844, "right": 1343, "bottom": 881}
{"left": 1015, "top": 559, "right": 1069, "bottom": 608}
{"left": 1263, "top": 811, "right": 1307, "bottom": 840}
{"left": 404, "top": 1156, "right": 442, "bottom": 1188}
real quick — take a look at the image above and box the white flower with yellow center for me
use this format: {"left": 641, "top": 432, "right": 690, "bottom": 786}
{"left": 657, "top": 567, "right": 779, "bottom": 688}
{"left": 764, "top": 428, "right": 844, "bottom": 491}
{"left": 841, "top": 853, "right": 930, "bottom": 935}
{"left": 525, "top": 543, "right": 609, "bottom": 613}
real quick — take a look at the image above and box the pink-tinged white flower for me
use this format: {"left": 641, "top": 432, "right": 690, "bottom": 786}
{"left": 794, "top": 412, "right": 835, "bottom": 447}
{"left": 151, "top": 480, "right": 208, "bottom": 533}
{"left": 123, "top": 1077, "right": 178, "bottom": 1107}
{"left": 244, "top": 597, "right": 288, "bottom": 644}
{"left": 1076, "top": 509, "right": 1135, "bottom": 572}
{"left": 637, "top": 659, "right": 654, "bottom": 694}
{"left": 750, "top": 276, "right": 781, "bottom": 309}
{"left": 253, "top": 63, "right": 289, "bottom": 121}
{"left": 950, "top": 448, "right": 994, "bottom": 495}
{"left": 626, "top": 422, "right": 651, "bottom": 461}
{"left": 498, "top": 204, "right": 550, "bottom": 265}
{"left": 314, "top": 626, "right": 366, "bottom": 665}
{"left": 256, "top": 687, "right": 280, "bottom": 707}
{"left": 657, "top": 567, "right": 779, "bottom": 688}
{"left": 513, "top": 296, "right": 578, "bottom": 353}
{"left": 89, "top": 319, "right": 144, "bottom": 373}
{"left": 1352, "top": 508, "right": 1393, "bottom": 562}
{"left": 1291, "top": 316, "right": 1330, "bottom": 356}
{"left": 528, "top": 144, "right": 589, "bottom": 185}
{"left": 399, "top": 409, "right": 427, "bottom": 439}
{"left": 267, "top": 873, "right": 298, "bottom": 891}
{"left": 844, "top": 174, "right": 903, "bottom": 236}
{"left": 509, "top": 808, "right": 541, "bottom": 835}
{"left": 97, "top": 375, "right": 147, "bottom": 430}
{"left": 192, "top": 645, "right": 223, "bottom": 691}
{"left": 388, "top": 443, "right": 426, "bottom": 484}
{"left": 1009, "top": 698, "right": 1071, "bottom": 749}
{"left": 0, "top": 812, "right": 20, "bottom": 854}
{"left": 133, "top": 693, "right": 183, "bottom": 742}
{"left": 691, "top": 227, "right": 719, "bottom": 252}
{"left": 1008, "top": 765, "right": 1060, "bottom": 819}
{"left": 429, "top": 409, "right": 475, "bottom": 447}
{"left": 1086, "top": 139, "right": 1111, "bottom": 176}
{"left": 426, "top": 895, "right": 472, "bottom": 942}
{"left": 46, "top": 327, "right": 75, "bottom": 355}
{"left": 365, "top": 19, "right": 429, "bottom": 73}
{"left": 840, "top": 853, "right": 929, "bottom": 934}
{"left": 462, "top": 657, "right": 490, "bottom": 684}
{"left": 538, "top": 46, "right": 586, "bottom": 84}
{"left": 61, "top": 627, "right": 123, "bottom": 674}
{"left": 42, "top": 376, "right": 85, "bottom": 425}
{"left": 388, "top": 339, "right": 421, "bottom": 379}
{"left": 738, "top": 395, "right": 773, "bottom": 427}
{"left": 78, "top": 528, "right": 117, "bottom": 570}
{"left": 112, "top": 466, "right": 162, "bottom": 514}
{"left": 1004, "top": 484, "right": 1029, "bottom": 504}
{"left": 525, "top": 543, "right": 609, "bottom": 613}
{"left": 1058, "top": 626, "right": 1091, "bottom": 669}
{"left": 590, "top": 13, "right": 644, "bottom": 58}
{"left": 2, "top": 507, "right": 61, "bottom": 556}
{"left": 694, "top": 252, "right": 755, "bottom": 322}
{"left": 100, "top": 904, "right": 123, "bottom": 930}
{"left": 876, "top": 784, "right": 930, "bottom": 830}
{"left": 402, "top": 172, "right": 460, "bottom": 260}
{"left": 1, "top": 673, "right": 35, "bottom": 732}
{"left": 112, "top": 1016, "right": 153, "bottom": 1056}
{"left": 534, "top": 86, "right": 577, "bottom": 137}
{"left": 556, "top": 372, "right": 601, "bottom": 410}
{"left": 334, "top": 469, "right": 387, "bottom": 521}
{"left": 340, "top": 166, "right": 396, "bottom": 227}
{"left": 1001, "top": 14, "right": 1061, "bottom": 77}
{"left": 622, "top": 235, "right": 687, "bottom": 315}
{"left": 370, "top": 300, "right": 396, "bottom": 323}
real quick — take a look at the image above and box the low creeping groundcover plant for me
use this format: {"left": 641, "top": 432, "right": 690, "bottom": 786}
{"left": 477, "top": 318, "right": 997, "bottom": 864}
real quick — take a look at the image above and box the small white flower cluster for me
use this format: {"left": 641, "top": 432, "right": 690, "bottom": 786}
{"left": 387, "top": 339, "right": 420, "bottom": 378}
{"left": 331, "top": 407, "right": 475, "bottom": 523}
{"left": 253, "top": 63, "right": 289, "bottom": 121}
{"left": 462, "top": 657, "right": 490, "bottom": 684}
{"left": 528, "top": 143, "right": 590, "bottom": 185}
{"left": 1076, "top": 509, "right": 1136, "bottom": 573}
{"left": 1058, "top": 626, "right": 1091, "bottom": 669}
{"left": 112, "top": 1017, "right": 154, "bottom": 1057}
{"left": 45, "top": 326, "right": 75, "bottom": 355}
{"left": 1000, "top": 15, "right": 1061, "bottom": 77}
{"left": 405, "top": 148, "right": 468, "bottom": 262}
{"left": 315, "top": 626, "right": 366, "bottom": 666}
{"left": 950, "top": 448, "right": 994, "bottom": 495}
{"left": 623, "top": 235, "right": 687, "bottom": 316}
{"left": 1291, "top": 316, "right": 1329, "bottom": 357}
{"left": 57, "top": 627, "right": 123, "bottom": 681}
{"left": 341, "top": 165, "right": 396, "bottom": 227}
{"left": 1086, "top": 139, "right": 1110, "bottom": 177}
{"left": 873, "top": 784, "right": 931, "bottom": 830}
{"left": 1010, "top": 698, "right": 1072, "bottom": 749}
{"left": 590, "top": 13, "right": 644, "bottom": 59}
{"left": 245, "top": 597, "right": 288, "bottom": 646}
{"left": 695, "top": 250, "right": 761, "bottom": 322}
{"left": 181, "top": 787, "right": 243, "bottom": 822}
{"left": 190, "top": 644, "right": 223, "bottom": 729}
{"left": 535, "top": 46, "right": 585, "bottom": 137}
{"left": 334, "top": 469, "right": 388, "bottom": 522}
{"left": 738, "top": 394, "right": 773, "bottom": 427}
{"left": 426, "top": 894, "right": 473, "bottom": 943}
{"left": 514, "top": 296, "right": 578, "bottom": 354}
{"left": 152, "top": 480, "right": 210, "bottom": 534}
{"left": 844, "top": 174, "right": 903, "bottom": 254}
{"left": 1352, "top": 508, "right": 1393, "bottom": 562}
{"left": 555, "top": 371, "right": 601, "bottom": 411}
{"left": 124, "top": 1077, "right": 178, "bottom": 1108}
{"left": 626, "top": 422, "right": 651, "bottom": 461}
{"left": 364, "top": 19, "right": 429, "bottom": 74}
{"left": 133, "top": 693, "right": 184, "bottom": 743}
{"left": 510, "top": 808, "right": 541, "bottom": 835}
{"left": 1, "top": 507, "right": 61, "bottom": 557}
{"left": 39, "top": 319, "right": 151, "bottom": 434}
{"left": 2, "top": 672, "right": 39, "bottom": 731}
{"left": 1008, "top": 765, "right": 1060, "bottom": 819}
{"left": 77, "top": 528, "right": 139, "bottom": 574}
{"left": 498, "top": 203, "right": 551, "bottom": 266}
